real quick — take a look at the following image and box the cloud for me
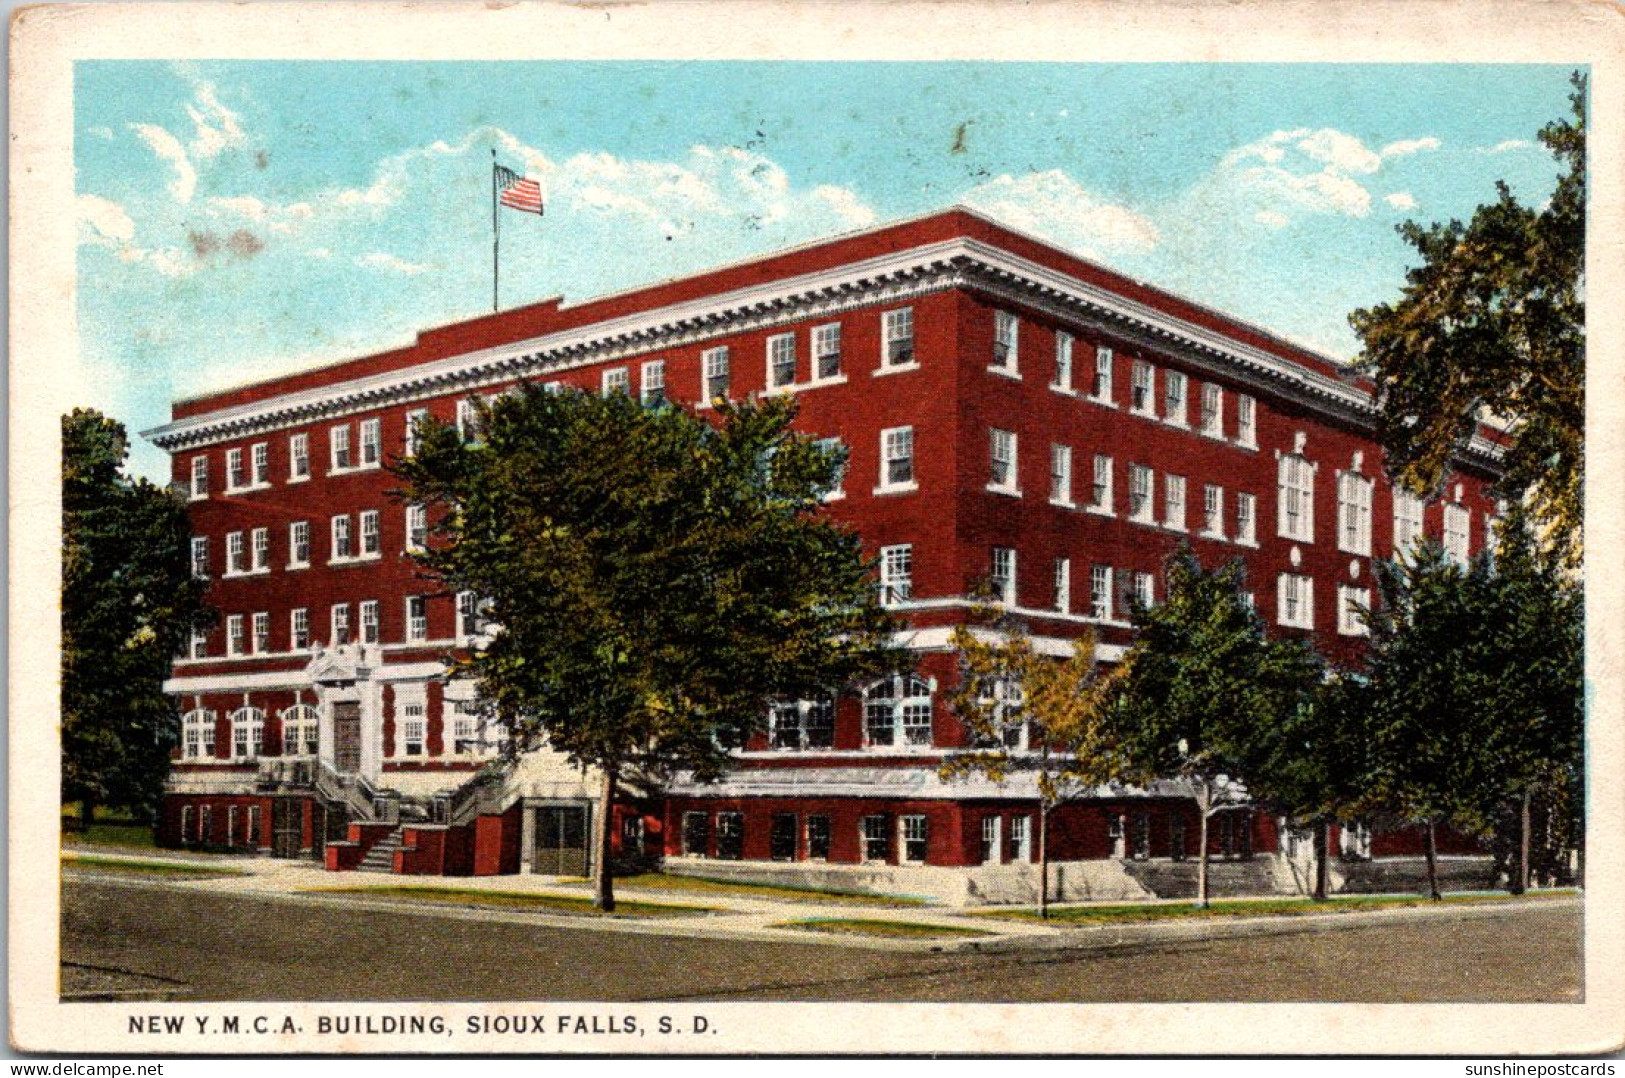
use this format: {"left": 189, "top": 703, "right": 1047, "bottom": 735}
{"left": 185, "top": 80, "right": 245, "bottom": 160}
{"left": 1380, "top": 137, "right": 1441, "bottom": 159}
{"left": 1385, "top": 191, "right": 1418, "bottom": 210}
{"left": 130, "top": 123, "right": 196, "bottom": 203}
{"left": 1482, "top": 139, "right": 1532, "bottom": 154}
{"left": 959, "top": 169, "right": 1160, "bottom": 257}
{"left": 1254, "top": 209, "right": 1289, "bottom": 229}
{"left": 1294, "top": 129, "right": 1383, "bottom": 174}
{"left": 355, "top": 252, "right": 432, "bottom": 275}
{"left": 77, "top": 194, "right": 136, "bottom": 248}
{"left": 1195, "top": 126, "right": 1435, "bottom": 227}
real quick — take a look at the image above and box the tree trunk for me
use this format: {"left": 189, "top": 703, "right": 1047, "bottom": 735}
{"left": 1313, "top": 818, "right": 1329, "bottom": 901}
{"left": 1038, "top": 802, "right": 1050, "bottom": 920}
{"left": 80, "top": 797, "right": 97, "bottom": 831}
{"left": 1196, "top": 807, "right": 1211, "bottom": 909}
{"left": 592, "top": 767, "right": 617, "bottom": 913}
{"left": 1514, "top": 788, "right": 1531, "bottom": 895}
{"left": 1424, "top": 818, "right": 1440, "bottom": 901}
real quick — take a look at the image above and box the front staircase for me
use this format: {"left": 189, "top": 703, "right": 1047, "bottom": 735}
{"left": 355, "top": 826, "right": 406, "bottom": 873}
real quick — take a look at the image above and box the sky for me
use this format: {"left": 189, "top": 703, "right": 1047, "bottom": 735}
{"left": 73, "top": 61, "right": 1579, "bottom": 479}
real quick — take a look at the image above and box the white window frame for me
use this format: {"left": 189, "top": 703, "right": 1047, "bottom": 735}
{"left": 400, "top": 702, "right": 427, "bottom": 758}
{"left": 877, "top": 426, "right": 916, "bottom": 494}
{"left": 225, "top": 531, "right": 245, "bottom": 576}
{"left": 1129, "top": 464, "right": 1155, "bottom": 523}
{"left": 289, "top": 433, "right": 310, "bottom": 481}
{"left": 405, "top": 504, "right": 427, "bottom": 552}
{"left": 980, "top": 815, "right": 1002, "bottom": 864}
{"left": 359, "top": 509, "right": 380, "bottom": 557}
{"left": 988, "top": 428, "right": 1020, "bottom": 495}
{"left": 403, "top": 410, "right": 429, "bottom": 457}
{"left": 189, "top": 626, "right": 208, "bottom": 660}
{"left": 1277, "top": 453, "right": 1316, "bottom": 543}
{"left": 1092, "top": 346, "right": 1115, "bottom": 404}
{"left": 359, "top": 418, "right": 381, "bottom": 467}
{"left": 1236, "top": 492, "right": 1258, "bottom": 546}
{"left": 815, "top": 437, "right": 846, "bottom": 501}
{"left": 1090, "top": 455, "right": 1114, "bottom": 515}
{"left": 1164, "top": 370, "right": 1188, "bottom": 426}
{"left": 1164, "top": 475, "right": 1187, "bottom": 532}
{"left": 1444, "top": 501, "right": 1471, "bottom": 566}
{"left": 862, "top": 675, "right": 935, "bottom": 750}
{"left": 992, "top": 310, "right": 1020, "bottom": 375}
{"left": 1131, "top": 360, "right": 1155, "bottom": 415}
{"left": 359, "top": 600, "right": 380, "bottom": 645}
{"left": 1393, "top": 488, "right": 1425, "bottom": 557}
{"left": 1237, "top": 395, "right": 1258, "bottom": 447}
{"left": 189, "top": 456, "right": 209, "bottom": 500}
{"left": 329, "top": 425, "right": 352, "bottom": 472}
{"left": 1338, "top": 585, "right": 1371, "bottom": 637}
{"left": 250, "top": 527, "right": 269, "bottom": 572}
{"left": 225, "top": 448, "right": 246, "bottom": 491}
{"left": 288, "top": 521, "right": 310, "bottom": 569}
{"left": 1277, "top": 573, "right": 1314, "bottom": 630}
{"left": 900, "top": 815, "right": 929, "bottom": 864}
{"left": 991, "top": 547, "right": 1017, "bottom": 606}
{"left": 250, "top": 442, "right": 269, "bottom": 486}
{"left": 182, "top": 709, "right": 215, "bottom": 759}
{"left": 1054, "top": 556, "right": 1071, "bottom": 614}
{"left": 406, "top": 596, "right": 428, "bottom": 643}
{"left": 1202, "top": 484, "right": 1225, "bottom": 539}
{"left": 1200, "top": 383, "right": 1224, "bottom": 437}
{"left": 1010, "top": 815, "right": 1032, "bottom": 862}
{"left": 1049, "top": 444, "right": 1073, "bottom": 507}
{"left": 330, "top": 603, "right": 351, "bottom": 646}
{"left": 1338, "top": 471, "right": 1375, "bottom": 556}
{"left": 230, "top": 707, "right": 265, "bottom": 761}
{"left": 280, "top": 704, "right": 320, "bottom": 758}
{"left": 812, "top": 323, "right": 843, "bottom": 381}
{"left": 766, "top": 332, "right": 797, "bottom": 391}
{"left": 251, "top": 612, "right": 270, "bottom": 655}
{"left": 190, "top": 536, "right": 209, "bottom": 579}
{"left": 330, "top": 515, "right": 353, "bottom": 562}
{"left": 880, "top": 307, "right": 915, "bottom": 370}
{"left": 1090, "top": 564, "right": 1113, "bottom": 621}
{"left": 1133, "top": 571, "right": 1155, "bottom": 610}
{"left": 1052, "top": 331, "right": 1074, "bottom": 392}
{"left": 291, "top": 608, "right": 309, "bottom": 651}
{"left": 879, "top": 544, "right": 913, "bottom": 605}
{"left": 226, "top": 614, "right": 245, "bottom": 657}
{"left": 640, "top": 359, "right": 666, "bottom": 406}
{"left": 767, "top": 695, "right": 837, "bottom": 752}
{"left": 702, "top": 346, "right": 731, "bottom": 402}
{"left": 601, "top": 367, "right": 630, "bottom": 397}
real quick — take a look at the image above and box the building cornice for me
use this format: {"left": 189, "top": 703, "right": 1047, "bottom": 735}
{"left": 141, "top": 235, "right": 1505, "bottom": 470}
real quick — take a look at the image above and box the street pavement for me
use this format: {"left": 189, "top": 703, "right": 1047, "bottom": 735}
{"left": 58, "top": 851, "right": 1583, "bottom": 1003}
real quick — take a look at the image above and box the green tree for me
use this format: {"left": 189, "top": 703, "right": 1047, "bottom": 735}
{"left": 1112, "top": 549, "right": 1323, "bottom": 907}
{"left": 1350, "top": 73, "right": 1585, "bottom": 568}
{"left": 941, "top": 605, "right": 1128, "bottom": 918}
{"left": 62, "top": 408, "right": 210, "bottom": 826}
{"left": 393, "top": 387, "right": 903, "bottom": 911}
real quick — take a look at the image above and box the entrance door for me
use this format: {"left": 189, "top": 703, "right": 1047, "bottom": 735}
{"left": 332, "top": 702, "right": 361, "bottom": 773}
{"left": 271, "top": 798, "right": 303, "bottom": 859}
{"left": 534, "top": 805, "right": 589, "bottom": 876}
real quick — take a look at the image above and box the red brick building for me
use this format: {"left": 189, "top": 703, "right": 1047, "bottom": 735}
{"left": 144, "top": 207, "right": 1503, "bottom": 899}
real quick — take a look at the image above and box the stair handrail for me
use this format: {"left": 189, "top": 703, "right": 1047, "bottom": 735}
{"left": 434, "top": 757, "right": 518, "bottom": 827}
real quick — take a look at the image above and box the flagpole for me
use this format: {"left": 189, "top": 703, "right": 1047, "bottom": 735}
{"left": 491, "top": 148, "right": 500, "bottom": 313}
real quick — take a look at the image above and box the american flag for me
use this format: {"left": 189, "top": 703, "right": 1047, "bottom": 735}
{"left": 494, "top": 164, "right": 544, "bottom": 215}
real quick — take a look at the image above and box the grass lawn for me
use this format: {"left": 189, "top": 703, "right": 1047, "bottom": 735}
{"left": 776, "top": 917, "right": 994, "bottom": 940}
{"left": 612, "top": 872, "right": 929, "bottom": 907}
{"left": 303, "top": 885, "right": 716, "bottom": 918}
{"left": 971, "top": 889, "right": 1579, "bottom": 925}
{"left": 61, "top": 818, "right": 158, "bottom": 851}
{"left": 61, "top": 853, "right": 250, "bottom": 879}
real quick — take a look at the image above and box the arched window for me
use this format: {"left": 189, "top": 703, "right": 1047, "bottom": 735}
{"left": 863, "top": 676, "right": 933, "bottom": 748}
{"left": 181, "top": 710, "right": 216, "bottom": 760}
{"left": 280, "top": 705, "right": 319, "bottom": 757}
{"left": 229, "top": 707, "right": 265, "bottom": 760}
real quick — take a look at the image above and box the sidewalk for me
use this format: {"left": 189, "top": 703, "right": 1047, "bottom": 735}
{"left": 61, "top": 845, "right": 1582, "bottom": 954}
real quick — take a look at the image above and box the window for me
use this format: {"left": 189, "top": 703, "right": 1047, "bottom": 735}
{"left": 715, "top": 812, "right": 744, "bottom": 860}
{"left": 251, "top": 527, "right": 268, "bottom": 572}
{"left": 681, "top": 812, "right": 710, "bottom": 857}
{"left": 861, "top": 815, "right": 891, "bottom": 862}
{"left": 881, "top": 307, "right": 914, "bottom": 367}
{"left": 878, "top": 426, "right": 915, "bottom": 492}
{"left": 226, "top": 616, "right": 246, "bottom": 656}
{"left": 1277, "top": 573, "right": 1314, "bottom": 629}
{"left": 1200, "top": 384, "right": 1223, "bottom": 436}
{"left": 189, "top": 626, "right": 208, "bottom": 659}
{"left": 1235, "top": 493, "right": 1258, "bottom": 545}
{"left": 1091, "top": 564, "right": 1113, "bottom": 621}
{"left": 767, "top": 696, "right": 835, "bottom": 751}
{"left": 1277, "top": 453, "right": 1316, "bottom": 542}
{"left": 1164, "top": 475, "right": 1187, "bottom": 531}
{"left": 1133, "top": 571, "right": 1155, "bottom": 610}
{"left": 455, "top": 398, "right": 479, "bottom": 441}
{"left": 864, "top": 675, "right": 934, "bottom": 748}
{"left": 1129, "top": 464, "right": 1154, "bottom": 523}
{"left": 360, "top": 510, "right": 380, "bottom": 557}
{"left": 1090, "top": 455, "right": 1114, "bottom": 514}
{"left": 640, "top": 360, "right": 666, "bottom": 406}
{"left": 1131, "top": 360, "right": 1155, "bottom": 414}
{"left": 1053, "top": 331, "right": 1074, "bottom": 391}
{"left": 360, "top": 600, "right": 379, "bottom": 645}
{"left": 1010, "top": 815, "right": 1031, "bottom": 861}
{"left": 991, "top": 547, "right": 1016, "bottom": 605}
{"left": 813, "top": 323, "right": 842, "bottom": 380}
{"left": 879, "top": 544, "right": 913, "bottom": 604}
{"left": 230, "top": 707, "right": 264, "bottom": 760}
{"left": 225, "top": 448, "right": 245, "bottom": 491}
{"left": 806, "top": 815, "right": 831, "bottom": 860}
{"left": 1338, "top": 585, "right": 1371, "bottom": 636}
{"left": 360, "top": 418, "right": 381, "bottom": 466}
{"left": 406, "top": 596, "right": 428, "bottom": 642}
{"left": 900, "top": 815, "right": 929, "bottom": 863}
{"left": 252, "top": 612, "right": 269, "bottom": 654}
{"left": 1393, "top": 488, "right": 1425, "bottom": 556}
{"left": 1164, "top": 370, "right": 1188, "bottom": 425}
{"left": 1092, "top": 346, "right": 1114, "bottom": 402}
{"left": 400, "top": 703, "right": 426, "bottom": 757}
{"left": 289, "top": 433, "right": 310, "bottom": 480}
{"left": 980, "top": 816, "right": 1002, "bottom": 864}
{"left": 402, "top": 410, "right": 428, "bottom": 457}
{"left": 1203, "top": 484, "right": 1224, "bottom": 538}
{"left": 291, "top": 608, "right": 309, "bottom": 651}
{"left": 1444, "top": 502, "right": 1471, "bottom": 566}
{"left": 331, "top": 515, "right": 352, "bottom": 560}
{"left": 1237, "top": 395, "right": 1257, "bottom": 447}
{"left": 405, "top": 505, "right": 427, "bottom": 552}
{"left": 226, "top": 531, "right": 245, "bottom": 575}
{"left": 251, "top": 443, "right": 269, "bottom": 485}
{"left": 769, "top": 814, "right": 797, "bottom": 862}
{"left": 330, "top": 426, "right": 352, "bottom": 471}
{"left": 1054, "top": 557, "right": 1071, "bottom": 613}
{"left": 815, "top": 437, "right": 846, "bottom": 500}
{"left": 289, "top": 521, "right": 310, "bottom": 568}
{"left": 1050, "top": 444, "right": 1073, "bottom": 506}
{"left": 1338, "top": 472, "right": 1375, "bottom": 556}
{"left": 992, "top": 310, "right": 1019, "bottom": 372}
{"left": 765, "top": 333, "right": 797, "bottom": 390}
{"left": 988, "top": 429, "right": 1019, "bottom": 494}
{"left": 182, "top": 709, "right": 215, "bottom": 760}
{"left": 601, "top": 367, "right": 629, "bottom": 396}
{"left": 451, "top": 700, "right": 486, "bottom": 755}
{"left": 281, "top": 705, "right": 319, "bottom": 757}
{"left": 191, "top": 536, "right": 209, "bottom": 579}
{"left": 331, "top": 603, "right": 351, "bottom": 647}
{"left": 189, "top": 456, "right": 208, "bottom": 499}
{"left": 702, "top": 347, "right": 730, "bottom": 401}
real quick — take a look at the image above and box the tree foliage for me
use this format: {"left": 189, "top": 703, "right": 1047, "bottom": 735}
{"left": 392, "top": 387, "right": 904, "bottom": 908}
{"left": 62, "top": 408, "right": 210, "bottom": 822}
{"left": 1351, "top": 73, "right": 1585, "bottom": 567}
